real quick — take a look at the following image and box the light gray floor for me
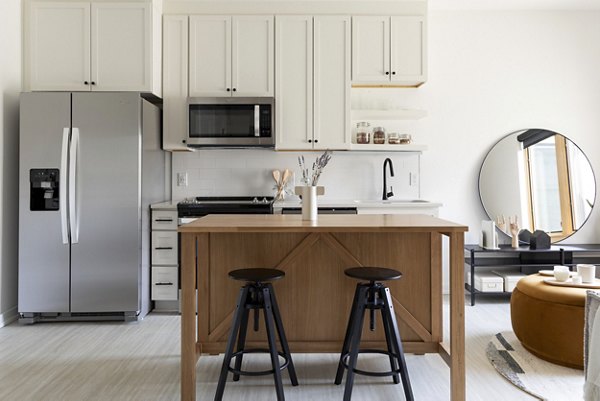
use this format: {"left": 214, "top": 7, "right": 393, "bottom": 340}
{"left": 0, "top": 296, "right": 575, "bottom": 401}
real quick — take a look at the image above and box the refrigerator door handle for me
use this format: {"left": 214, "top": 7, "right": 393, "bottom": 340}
{"left": 69, "top": 128, "right": 80, "bottom": 244}
{"left": 60, "top": 128, "right": 70, "bottom": 244}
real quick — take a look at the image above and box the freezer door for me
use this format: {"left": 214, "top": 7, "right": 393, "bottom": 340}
{"left": 70, "top": 93, "right": 141, "bottom": 313}
{"left": 18, "top": 92, "right": 71, "bottom": 313}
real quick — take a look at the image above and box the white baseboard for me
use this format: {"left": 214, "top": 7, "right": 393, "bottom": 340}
{"left": 0, "top": 307, "right": 18, "bottom": 327}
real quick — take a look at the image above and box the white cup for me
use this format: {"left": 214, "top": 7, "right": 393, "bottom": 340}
{"left": 577, "top": 264, "right": 596, "bottom": 284}
{"left": 554, "top": 265, "right": 570, "bottom": 282}
{"left": 572, "top": 274, "right": 583, "bottom": 285}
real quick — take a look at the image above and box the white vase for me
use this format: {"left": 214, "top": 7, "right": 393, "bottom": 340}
{"left": 295, "top": 186, "right": 324, "bottom": 221}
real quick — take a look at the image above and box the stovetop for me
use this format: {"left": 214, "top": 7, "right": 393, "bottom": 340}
{"left": 177, "top": 196, "right": 274, "bottom": 217}
{"left": 178, "top": 196, "right": 273, "bottom": 205}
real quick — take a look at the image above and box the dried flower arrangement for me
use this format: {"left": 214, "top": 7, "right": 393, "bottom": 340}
{"left": 297, "top": 150, "right": 332, "bottom": 186}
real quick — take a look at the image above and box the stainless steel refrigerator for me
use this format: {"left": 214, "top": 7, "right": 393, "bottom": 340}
{"left": 18, "top": 92, "right": 165, "bottom": 323}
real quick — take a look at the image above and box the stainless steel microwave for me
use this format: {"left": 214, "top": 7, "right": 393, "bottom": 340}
{"left": 186, "top": 97, "right": 274, "bottom": 147}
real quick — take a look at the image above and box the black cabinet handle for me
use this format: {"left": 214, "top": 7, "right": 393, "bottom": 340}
{"left": 155, "top": 282, "right": 174, "bottom": 286}
{"left": 308, "top": 139, "right": 312, "bottom": 143}
{"left": 392, "top": 72, "right": 396, "bottom": 75}
{"left": 226, "top": 88, "right": 231, "bottom": 91}
{"left": 91, "top": 81, "right": 96, "bottom": 85}
{"left": 84, "top": 81, "right": 89, "bottom": 85}
{"left": 314, "top": 139, "right": 319, "bottom": 143}
{"left": 232, "top": 88, "right": 237, "bottom": 92}
{"left": 155, "top": 247, "right": 173, "bottom": 250}
{"left": 155, "top": 219, "right": 173, "bottom": 222}
{"left": 385, "top": 72, "right": 390, "bottom": 75}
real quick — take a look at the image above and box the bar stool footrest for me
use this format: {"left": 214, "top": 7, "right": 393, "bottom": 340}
{"left": 340, "top": 349, "right": 402, "bottom": 378}
{"left": 227, "top": 349, "right": 290, "bottom": 377}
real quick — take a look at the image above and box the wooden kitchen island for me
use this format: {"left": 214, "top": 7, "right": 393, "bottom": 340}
{"left": 179, "top": 214, "right": 468, "bottom": 401}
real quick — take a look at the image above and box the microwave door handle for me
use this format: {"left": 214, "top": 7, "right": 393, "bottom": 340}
{"left": 254, "top": 105, "right": 260, "bottom": 137}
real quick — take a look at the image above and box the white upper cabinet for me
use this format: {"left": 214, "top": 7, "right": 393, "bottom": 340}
{"left": 275, "top": 15, "right": 350, "bottom": 150}
{"left": 189, "top": 16, "right": 231, "bottom": 97}
{"left": 162, "top": 15, "right": 192, "bottom": 151}
{"left": 189, "top": 15, "right": 274, "bottom": 97}
{"left": 91, "top": 3, "right": 152, "bottom": 91}
{"left": 313, "top": 16, "right": 351, "bottom": 150}
{"left": 275, "top": 16, "right": 313, "bottom": 150}
{"left": 352, "top": 16, "right": 426, "bottom": 86}
{"left": 26, "top": 1, "right": 161, "bottom": 94}
{"left": 27, "top": 2, "right": 91, "bottom": 91}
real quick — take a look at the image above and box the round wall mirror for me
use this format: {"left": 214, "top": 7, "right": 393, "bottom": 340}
{"left": 479, "top": 129, "right": 596, "bottom": 243}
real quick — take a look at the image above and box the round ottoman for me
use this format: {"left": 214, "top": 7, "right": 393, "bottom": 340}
{"left": 511, "top": 274, "right": 586, "bottom": 369}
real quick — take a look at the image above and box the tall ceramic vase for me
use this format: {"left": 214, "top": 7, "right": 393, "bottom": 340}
{"left": 295, "top": 186, "right": 324, "bottom": 221}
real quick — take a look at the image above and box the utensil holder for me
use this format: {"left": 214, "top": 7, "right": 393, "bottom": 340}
{"left": 295, "top": 186, "right": 324, "bottom": 221}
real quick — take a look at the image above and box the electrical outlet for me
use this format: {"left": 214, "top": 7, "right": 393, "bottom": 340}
{"left": 177, "top": 172, "right": 188, "bottom": 187}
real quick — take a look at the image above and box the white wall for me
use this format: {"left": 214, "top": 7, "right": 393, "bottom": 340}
{"left": 0, "top": 0, "right": 21, "bottom": 327}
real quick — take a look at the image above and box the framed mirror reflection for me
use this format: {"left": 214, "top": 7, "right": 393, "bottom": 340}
{"left": 479, "top": 129, "right": 596, "bottom": 243}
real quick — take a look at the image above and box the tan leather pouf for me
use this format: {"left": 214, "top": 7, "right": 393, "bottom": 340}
{"left": 510, "top": 274, "right": 586, "bottom": 369}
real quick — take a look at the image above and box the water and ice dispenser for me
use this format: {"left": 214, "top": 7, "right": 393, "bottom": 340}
{"left": 29, "top": 169, "right": 59, "bottom": 211}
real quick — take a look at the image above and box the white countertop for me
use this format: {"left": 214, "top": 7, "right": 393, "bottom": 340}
{"left": 274, "top": 199, "right": 442, "bottom": 209}
{"left": 150, "top": 201, "right": 178, "bottom": 210}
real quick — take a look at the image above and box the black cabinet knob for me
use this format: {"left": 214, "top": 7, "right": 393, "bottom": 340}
{"left": 392, "top": 72, "right": 396, "bottom": 75}
{"left": 226, "top": 88, "right": 231, "bottom": 92}
{"left": 91, "top": 81, "right": 96, "bottom": 85}
{"left": 385, "top": 72, "right": 390, "bottom": 75}
{"left": 232, "top": 88, "right": 237, "bottom": 92}
{"left": 308, "top": 139, "right": 312, "bottom": 143}
{"left": 84, "top": 81, "right": 89, "bottom": 85}
{"left": 314, "top": 139, "right": 319, "bottom": 143}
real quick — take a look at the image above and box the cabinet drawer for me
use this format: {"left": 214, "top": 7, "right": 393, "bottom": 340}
{"left": 152, "top": 266, "right": 179, "bottom": 301}
{"left": 152, "top": 210, "right": 178, "bottom": 230}
{"left": 152, "top": 231, "right": 178, "bottom": 265}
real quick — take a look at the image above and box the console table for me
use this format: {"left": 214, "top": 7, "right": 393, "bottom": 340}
{"left": 464, "top": 244, "right": 600, "bottom": 306}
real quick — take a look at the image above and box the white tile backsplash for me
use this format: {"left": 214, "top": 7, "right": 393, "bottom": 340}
{"left": 171, "top": 149, "right": 421, "bottom": 201}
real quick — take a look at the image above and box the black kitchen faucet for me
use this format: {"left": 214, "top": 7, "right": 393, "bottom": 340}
{"left": 382, "top": 158, "right": 394, "bottom": 200}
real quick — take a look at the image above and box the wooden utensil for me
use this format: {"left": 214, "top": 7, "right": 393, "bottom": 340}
{"left": 281, "top": 169, "right": 291, "bottom": 185}
{"left": 272, "top": 170, "right": 281, "bottom": 185}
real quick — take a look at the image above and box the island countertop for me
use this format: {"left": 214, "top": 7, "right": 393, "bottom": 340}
{"left": 178, "top": 213, "right": 468, "bottom": 233}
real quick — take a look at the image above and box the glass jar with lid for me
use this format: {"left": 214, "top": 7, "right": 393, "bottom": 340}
{"left": 373, "top": 126, "right": 386, "bottom": 144}
{"left": 356, "top": 122, "right": 371, "bottom": 144}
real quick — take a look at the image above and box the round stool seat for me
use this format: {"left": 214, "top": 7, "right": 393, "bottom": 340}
{"left": 229, "top": 268, "right": 285, "bottom": 283}
{"left": 511, "top": 274, "right": 586, "bottom": 369}
{"left": 345, "top": 267, "right": 402, "bottom": 282}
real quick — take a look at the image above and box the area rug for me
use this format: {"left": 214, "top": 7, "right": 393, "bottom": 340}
{"left": 486, "top": 332, "right": 584, "bottom": 401}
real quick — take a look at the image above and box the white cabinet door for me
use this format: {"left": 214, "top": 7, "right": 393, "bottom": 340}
{"left": 27, "top": 2, "right": 91, "bottom": 91}
{"left": 275, "top": 16, "right": 313, "bottom": 150}
{"left": 92, "top": 3, "right": 152, "bottom": 91}
{"left": 162, "top": 15, "right": 191, "bottom": 151}
{"left": 189, "top": 16, "right": 231, "bottom": 97}
{"left": 232, "top": 16, "right": 274, "bottom": 97}
{"left": 390, "top": 16, "right": 427, "bottom": 85}
{"left": 351, "top": 16, "right": 389, "bottom": 83}
{"left": 313, "top": 16, "right": 351, "bottom": 150}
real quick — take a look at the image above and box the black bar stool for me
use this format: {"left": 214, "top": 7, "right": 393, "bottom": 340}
{"left": 214, "top": 268, "right": 298, "bottom": 401}
{"left": 334, "top": 267, "right": 414, "bottom": 401}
